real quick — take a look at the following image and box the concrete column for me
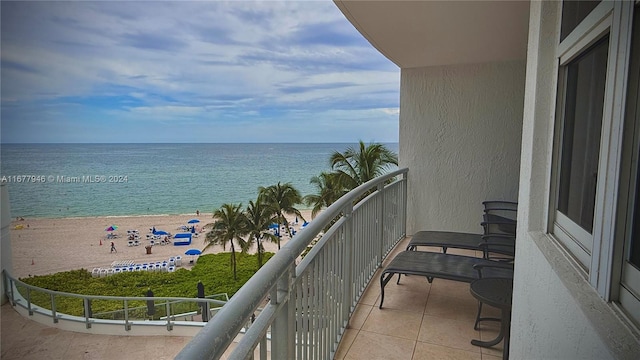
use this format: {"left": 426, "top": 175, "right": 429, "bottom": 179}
{"left": 1, "top": 182, "right": 14, "bottom": 304}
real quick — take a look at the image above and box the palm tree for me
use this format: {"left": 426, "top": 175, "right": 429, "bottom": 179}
{"left": 329, "top": 140, "right": 398, "bottom": 192}
{"left": 204, "top": 203, "right": 249, "bottom": 280}
{"left": 245, "top": 199, "right": 279, "bottom": 267}
{"left": 303, "top": 171, "right": 345, "bottom": 219}
{"left": 258, "top": 182, "right": 304, "bottom": 249}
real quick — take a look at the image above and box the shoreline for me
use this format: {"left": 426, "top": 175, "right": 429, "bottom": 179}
{"left": 8, "top": 210, "right": 314, "bottom": 279}
{"left": 9, "top": 208, "right": 315, "bottom": 221}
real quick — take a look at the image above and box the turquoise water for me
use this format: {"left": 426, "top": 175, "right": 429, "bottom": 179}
{"left": 0, "top": 143, "right": 398, "bottom": 218}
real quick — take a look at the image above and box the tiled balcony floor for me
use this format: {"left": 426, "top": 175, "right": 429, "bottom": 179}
{"left": 1, "top": 236, "right": 507, "bottom": 360}
{"left": 334, "top": 237, "right": 505, "bottom": 360}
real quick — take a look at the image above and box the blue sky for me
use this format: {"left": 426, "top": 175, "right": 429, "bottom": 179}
{"left": 0, "top": 0, "right": 400, "bottom": 143}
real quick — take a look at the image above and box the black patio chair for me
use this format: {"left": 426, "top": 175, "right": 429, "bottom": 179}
{"left": 379, "top": 246, "right": 514, "bottom": 309}
{"left": 406, "top": 201, "right": 517, "bottom": 260}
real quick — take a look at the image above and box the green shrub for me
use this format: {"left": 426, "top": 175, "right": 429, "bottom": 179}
{"left": 19, "top": 252, "right": 274, "bottom": 317}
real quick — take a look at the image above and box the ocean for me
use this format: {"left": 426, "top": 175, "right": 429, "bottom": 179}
{"left": 0, "top": 143, "right": 398, "bottom": 218}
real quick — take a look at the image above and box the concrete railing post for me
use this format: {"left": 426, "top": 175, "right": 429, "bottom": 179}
{"left": 271, "top": 264, "right": 294, "bottom": 359}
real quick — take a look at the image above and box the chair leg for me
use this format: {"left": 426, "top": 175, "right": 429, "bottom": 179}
{"left": 473, "top": 302, "right": 502, "bottom": 329}
{"left": 474, "top": 301, "right": 483, "bottom": 330}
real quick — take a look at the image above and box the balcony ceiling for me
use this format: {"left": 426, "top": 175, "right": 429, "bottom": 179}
{"left": 334, "top": 0, "right": 530, "bottom": 68}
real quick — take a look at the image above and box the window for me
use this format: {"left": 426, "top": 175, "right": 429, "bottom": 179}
{"left": 557, "top": 36, "right": 609, "bottom": 234}
{"left": 552, "top": 0, "right": 640, "bottom": 328}
{"left": 553, "top": 29, "right": 610, "bottom": 269}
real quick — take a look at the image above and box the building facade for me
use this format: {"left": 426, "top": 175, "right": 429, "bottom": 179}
{"left": 335, "top": 0, "right": 640, "bottom": 358}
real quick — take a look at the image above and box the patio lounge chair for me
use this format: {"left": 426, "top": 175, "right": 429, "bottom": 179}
{"left": 406, "top": 200, "right": 517, "bottom": 259}
{"left": 379, "top": 246, "right": 515, "bottom": 353}
{"left": 379, "top": 249, "right": 513, "bottom": 309}
{"left": 407, "top": 232, "right": 515, "bottom": 259}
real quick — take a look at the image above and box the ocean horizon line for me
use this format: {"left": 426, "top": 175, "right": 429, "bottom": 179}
{"left": 2, "top": 141, "right": 399, "bottom": 145}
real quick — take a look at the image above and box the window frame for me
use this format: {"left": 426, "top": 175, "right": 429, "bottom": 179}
{"left": 551, "top": 1, "right": 614, "bottom": 275}
{"left": 550, "top": 0, "right": 639, "bottom": 327}
{"left": 611, "top": 0, "right": 640, "bottom": 326}
{"left": 549, "top": 1, "right": 635, "bottom": 300}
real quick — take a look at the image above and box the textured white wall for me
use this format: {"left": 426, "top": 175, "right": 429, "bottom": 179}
{"left": 399, "top": 60, "right": 525, "bottom": 235}
{"left": 512, "top": 234, "right": 614, "bottom": 359}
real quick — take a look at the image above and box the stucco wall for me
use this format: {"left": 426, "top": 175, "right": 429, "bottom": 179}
{"left": 512, "top": 1, "right": 639, "bottom": 359}
{"left": 512, "top": 233, "right": 614, "bottom": 359}
{"left": 399, "top": 60, "right": 524, "bottom": 235}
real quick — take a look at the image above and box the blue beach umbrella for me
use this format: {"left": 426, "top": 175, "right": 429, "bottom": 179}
{"left": 268, "top": 223, "right": 279, "bottom": 229}
{"left": 185, "top": 248, "right": 202, "bottom": 256}
{"left": 154, "top": 230, "right": 169, "bottom": 236}
{"left": 187, "top": 219, "right": 200, "bottom": 224}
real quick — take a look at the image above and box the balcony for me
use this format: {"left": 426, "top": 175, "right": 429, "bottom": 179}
{"left": 1, "top": 169, "right": 507, "bottom": 359}
{"left": 172, "top": 168, "right": 509, "bottom": 359}
{"left": 333, "top": 238, "right": 504, "bottom": 360}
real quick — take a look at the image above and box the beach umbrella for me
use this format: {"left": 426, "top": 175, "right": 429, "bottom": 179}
{"left": 153, "top": 230, "right": 169, "bottom": 236}
{"left": 268, "top": 223, "right": 279, "bottom": 229}
{"left": 187, "top": 219, "right": 200, "bottom": 224}
{"left": 185, "top": 248, "right": 202, "bottom": 256}
{"left": 105, "top": 225, "right": 118, "bottom": 232}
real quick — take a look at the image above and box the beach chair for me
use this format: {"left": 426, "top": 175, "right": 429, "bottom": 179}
{"left": 379, "top": 248, "right": 513, "bottom": 309}
{"left": 406, "top": 200, "right": 517, "bottom": 260}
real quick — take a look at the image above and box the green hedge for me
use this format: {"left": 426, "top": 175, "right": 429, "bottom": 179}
{"left": 19, "top": 252, "right": 273, "bottom": 318}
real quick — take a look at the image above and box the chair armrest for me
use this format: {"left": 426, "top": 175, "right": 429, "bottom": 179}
{"left": 482, "top": 200, "right": 518, "bottom": 212}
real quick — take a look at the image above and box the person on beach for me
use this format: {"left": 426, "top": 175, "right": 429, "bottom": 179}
{"left": 110, "top": 241, "right": 117, "bottom": 253}
{"left": 196, "top": 209, "right": 200, "bottom": 217}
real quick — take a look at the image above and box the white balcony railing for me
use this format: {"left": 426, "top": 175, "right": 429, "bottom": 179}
{"left": 176, "top": 168, "right": 408, "bottom": 359}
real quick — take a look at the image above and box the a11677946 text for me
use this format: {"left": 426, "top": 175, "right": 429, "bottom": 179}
{"left": 1, "top": 175, "right": 129, "bottom": 184}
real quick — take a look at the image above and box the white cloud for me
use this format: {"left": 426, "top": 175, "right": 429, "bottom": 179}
{"left": 1, "top": 0, "right": 400, "bottom": 143}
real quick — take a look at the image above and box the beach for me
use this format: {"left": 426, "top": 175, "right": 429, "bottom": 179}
{"left": 7, "top": 210, "right": 313, "bottom": 279}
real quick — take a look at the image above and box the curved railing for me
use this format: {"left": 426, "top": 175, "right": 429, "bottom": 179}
{"left": 2, "top": 271, "right": 233, "bottom": 335}
{"left": 176, "top": 168, "right": 408, "bottom": 359}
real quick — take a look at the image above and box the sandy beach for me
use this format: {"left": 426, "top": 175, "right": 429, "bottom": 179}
{"left": 7, "top": 210, "right": 313, "bottom": 279}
